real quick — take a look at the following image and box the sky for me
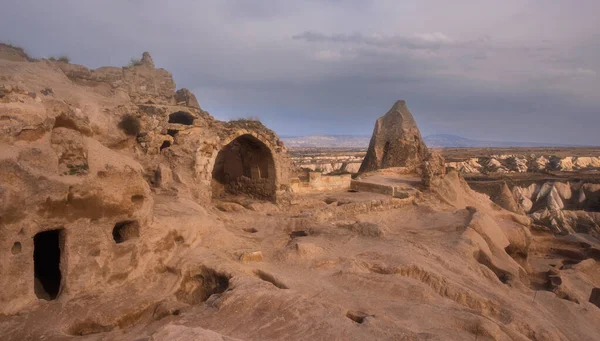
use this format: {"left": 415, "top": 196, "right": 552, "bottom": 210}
{"left": 1, "top": 0, "right": 599, "bottom": 144}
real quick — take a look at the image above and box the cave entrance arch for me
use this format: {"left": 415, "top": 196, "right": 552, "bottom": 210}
{"left": 211, "top": 134, "right": 276, "bottom": 200}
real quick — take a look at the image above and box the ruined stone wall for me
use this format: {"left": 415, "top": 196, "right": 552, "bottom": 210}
{"left": 290, "top": 172, "right": 352, "bottom": 193}
{"left": 193, "top": 124, "right": 291, "bottom": 202}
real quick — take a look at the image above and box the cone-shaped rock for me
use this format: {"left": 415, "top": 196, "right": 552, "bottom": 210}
{"left": 359, "top": 100, "right": 428, "bottom": 173}
{"left": 491, "top": 182, "right": 525, "bottom": 214}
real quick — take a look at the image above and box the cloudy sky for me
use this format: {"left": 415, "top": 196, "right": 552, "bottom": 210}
{"left": 1, "top": 0, "right": 599, "bottom": 144}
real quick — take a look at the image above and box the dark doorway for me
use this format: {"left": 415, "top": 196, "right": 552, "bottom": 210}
{"left": 211, "top": 134, "right": 276, "bottom": 200}
{"left": 381, "top": 141, "right": 391, "bottom": 168}
{"left": 33, "top": 229, "right": 63, "bottom": 300}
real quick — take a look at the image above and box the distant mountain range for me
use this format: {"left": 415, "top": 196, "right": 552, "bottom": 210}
{"left": 281, "top": 135, "right": 371, "bottom": 148}
{"left": 281, "top": 134, "right": 575, "bottom": 148}
{"left": 422, "top": 134, "right": 577, "bottom": 148}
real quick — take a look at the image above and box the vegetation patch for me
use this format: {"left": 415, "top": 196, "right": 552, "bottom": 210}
{"left": 118, "top": 114, "right": 141, "bottom": 136}
{"left": 67, "top": 163, "right": 89, "bottom": 176}
{"left": 128, "top": 58, "right": 142, "bottom": 67}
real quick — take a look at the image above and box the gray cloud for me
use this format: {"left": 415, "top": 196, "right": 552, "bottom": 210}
{"left": 292, "top": 31, "right": 461, "bottom": 50}
{"left": 1, "top": 0, "right": 599, "bottom": 144}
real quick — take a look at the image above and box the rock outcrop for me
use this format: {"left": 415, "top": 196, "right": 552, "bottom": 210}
{"left": 359, "top": 100, "right": 428, "bottom": 173}
{"left": 0, "top": 51, "right": 290, "bottom": 314}
{"left": 291, "top": 151, "right": 600, "bottom": 176}
{"left": 448, "top": 155, "right": 600, "bottom": 174}
{"left": 421, "top": 150, "right": 446, "bottom": 188}
{"left": 490, "top": 182, "right": 524, "bottom": 214}
{"left": 175, "top": 88, "right": 200, "bottom": 108}
{"left": 0, "top": 43, "right": 33, "bottom": 62}
{"left": 476, "top": 180, "right": 600, "bottom": 236}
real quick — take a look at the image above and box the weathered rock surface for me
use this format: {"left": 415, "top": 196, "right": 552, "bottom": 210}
{"left": 448, "top": 154, "right": 600, "bottom": 174}
{"left": 175, "top": 88, "right": 200, "bottom": 108}
{"left": 590, "top": 288, "right": 600, "bottom": 308}
{"left": 290, "top": 150, "right": 600, "bottom": 177}
{"left": 0, "top": 52, "right": 290, "bottom": 316}
{"left": 477, "top": 179, "right": 600, "bottom": 236}
{"left": 490, "top": 182, "right": 524, "bottom": 214}
{"left": 421, "top": 150, "right": 446, "bottom": 188}
{"left": 359, "top": 100, "right": 428, "bottom": 173}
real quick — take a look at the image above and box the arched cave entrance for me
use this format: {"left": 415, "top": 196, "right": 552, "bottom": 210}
{"left": 168, "top": 111, "right": 195, "bottom": 125}
{"left": 211, "top": 134, "right": 276, "bottom": 200}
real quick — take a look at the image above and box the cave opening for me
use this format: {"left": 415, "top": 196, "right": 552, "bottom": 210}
{"left": 112, "top": 221, "right": 140, "bottom": 244}
{"left": 381, "top": 141, "right": 391, "bottom": 168}
{"left": 33, "top": 229, "right": 63, "bottom": 300}
{"left": 211, "top": 134, "right": 276, "bottom": 200}
{"left": 168, "top": 111, "right": 195, "bottom": 125}
{"left": 160, "top": 140, "right": 171, "bottom": 151}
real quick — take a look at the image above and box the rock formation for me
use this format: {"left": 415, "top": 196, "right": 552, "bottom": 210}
{"left": 0, "top": 50, "right": 290, "bottom": 314}
{"left": 474, "top": 180, "right": 600, "bottom": 236}
{"left": 290, "top": 151, "right": 600, "bottom": 176}
{"left": 359, "top": 100, "right": 428, "bottom": 173}
{"left": 175, "top": 88, "right": 200, "bottom": 108}
{"left": 448, "top": 154, "right": 600, "bottom": 174}
{"left": 420, "top": 150, "right": 446, "bottom": 188}
{"left": 488, "top": 182, "right": 525, "bottom": 214}
{"left": 140, "top": 51, "right": 155, "bottom": 68}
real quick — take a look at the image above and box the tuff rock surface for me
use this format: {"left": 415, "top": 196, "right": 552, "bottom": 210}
{"left": 0, "top": 48, "right": 290, "bottom": 316}
{"left": 359, "top": 100, "right": 428, "bottom": 173}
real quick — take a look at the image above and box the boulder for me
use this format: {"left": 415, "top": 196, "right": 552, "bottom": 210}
{"left": 421, "top": 150, "right": 446, "bottom": 188}
{"left": 359, "top": 100, "right": 428, "bottom": 173}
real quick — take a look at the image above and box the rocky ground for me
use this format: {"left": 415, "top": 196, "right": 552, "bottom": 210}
{"left": 3, "top": 172, "right": 600, "bottom": 341}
